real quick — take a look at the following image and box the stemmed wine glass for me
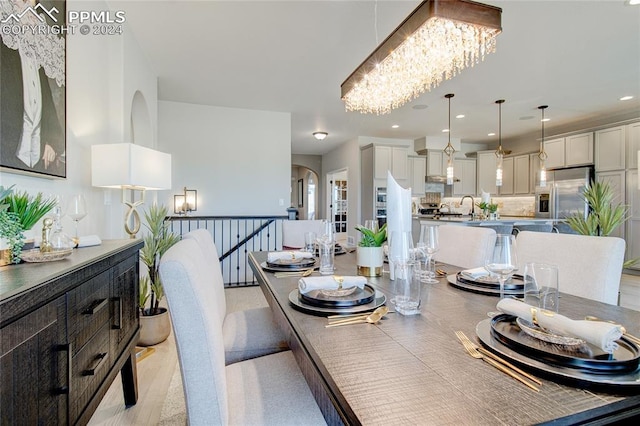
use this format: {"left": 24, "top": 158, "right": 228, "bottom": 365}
{"left": 66, "top": 195, "right": 87, "bottom": 246}
{"left": 485, "top": 234, "right": 518, "bottom": 299}
{"left": 418, "top": 224, "right": 439, "bottom": 284}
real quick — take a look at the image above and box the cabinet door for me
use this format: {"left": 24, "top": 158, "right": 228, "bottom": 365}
{"left": 453, "top": 158, "right": 477, "bottom": 196}
{"left": 514, "top": 155, "right": 530, "bottom": 194}
{"left": 595, "top": 127, "right": 624, "bottom": 171}
{"left": 566, "top": 132, "right": 594, "bottom": 167}
{"left": 499, "top": 157, "right": 514, "bottom": 195}
{"left": 477, "top": 151, "right": 497, "bottom": 195}
{"left": 544, "top": 138, "right": 565, "bottom": 169}
{"left": 529, "top": 153, "right": 541, "bottom": 192}
{"left": 408, "top": 156, "right": 426, "bottom": 196}
{"left": 627, "top": 122, "right": 640, "bottom": 169}
{"left": 391, "top": 147, "right": 409, "bottom": 180}
{"left": 111, "top": 255, "right": 139, "bottom": 357}
{"left": 626, "top": 170, "right": 640, "bottom": 269}
{"left": 374, "top": 146, "right": 391, "bottom": 179}
{"left": 0, "top": 296, "right": 67, "bottom": 424}
{"left": 596, "top": 170, "right": 626, "bottom": 239}
{"left": 426, "top": 150, "right": 443, "bottom": 177}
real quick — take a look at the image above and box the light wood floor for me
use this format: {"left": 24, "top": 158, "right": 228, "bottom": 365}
{"left": 88, "top": 286, "right": 267, "bottom": 425}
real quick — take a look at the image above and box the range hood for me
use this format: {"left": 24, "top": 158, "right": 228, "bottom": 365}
{"left": 414, "top": 136, "right": 461, "bottom": 183}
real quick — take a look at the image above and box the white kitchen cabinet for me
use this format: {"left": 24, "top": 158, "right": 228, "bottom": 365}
{"left": 408, "top": 156, "right": 426, "bottom": 196}
{"left": 626, "top": 170, "right": 640, "bottom": 270}
{"left": 543, "top": 138, "right": 565, "bottom": 169}
{"left": 426, "top": 150, "right": 444, "bottom": 177}
{"left": 596, "top": 170, "right": 626, "bottom": 239}
{"left": 544, "top": 133, "right": 594, "bottom": 169}
{"left": 529, "top": 153, "right": 541, "bottom": 192}
{"left": 499, "top": 157, "right": 514, "bottom": 195}
{"left": 372, "top": 145, "right": 408, "bottom": 181}
{"left": 595, "top": 126, "right": 625, "bottom": 171}
{"left": 626, "top": 122, "right": 640, "bottom": 169}
{"left": 514, "top": 155, "right": 530, "bottom": 194}
{"left": 476, "top": 150, "right": 497, "bottom": 195}
{"left": 452, "top": 158, "right": 477, "bottom": 196}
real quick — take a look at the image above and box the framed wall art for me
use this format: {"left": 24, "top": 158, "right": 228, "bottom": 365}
{"left": 0, "top": 0, "right": 67, "bottom": 179}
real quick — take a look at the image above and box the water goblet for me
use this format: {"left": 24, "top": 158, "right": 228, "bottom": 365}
{"left": 66, "top": 194, "right": 87, "bottom": 246}
{"left": 419, "top": 224, "right": 439, "bottom": 284}
{"left": 485, "top": 234, "right": 518, "bottom": 299}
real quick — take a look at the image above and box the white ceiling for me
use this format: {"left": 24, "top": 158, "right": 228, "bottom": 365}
{"left": 112, "top": 0, "right": 640, "bottom": 155}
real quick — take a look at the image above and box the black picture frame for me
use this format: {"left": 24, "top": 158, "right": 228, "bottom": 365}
{"left": 297, "top": 179, "right": 304, "bottom": 208}
{"left": 0, "top": 0, "right": 67, "bottom": 179}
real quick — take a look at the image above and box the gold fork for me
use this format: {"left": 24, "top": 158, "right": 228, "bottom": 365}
{"left": 455, "top": 331, "right": 540, "bottom": 392}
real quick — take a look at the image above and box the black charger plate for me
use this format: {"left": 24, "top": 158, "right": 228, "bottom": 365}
{"left": 456, "top": 272, "right": 524, "bottom": 290}
{"left": 490, "top": 314, "right": 640, "bottom": 374}
{"left": 300, "top": 284, "right": 375, "bottom": 308}
{"left": 447, "top": 274, "right": 523, "bottom": 297}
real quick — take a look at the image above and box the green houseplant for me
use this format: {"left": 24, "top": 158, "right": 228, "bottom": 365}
{"left": 138, "top": 204, "right": 180, "bottom": 346}
{"left": 354, "top": 223, "right": 387, "bottom": 277}
{"left": 3, "top": 189, "right": 57, "bottom": 233}
{"left": 0, "top": 186, "right": 26, "bottom": 265}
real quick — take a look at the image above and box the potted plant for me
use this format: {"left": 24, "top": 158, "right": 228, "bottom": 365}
{"left": 354, "top": 223, "right": 387, "bottom": 277}
{"left": 477, "top": 201, "right": 499, "bottom": 220}
{"left": 0, "top": 186, "right": 26, "bottom": 265}
{"left": 3, "top": 189, "right": 57, "bottom": 249}
{"left": 138, "top": 204, "right": 180, "bottom": 346}
{"left": 566, "top": 180, "right": 636, "bottom": 268}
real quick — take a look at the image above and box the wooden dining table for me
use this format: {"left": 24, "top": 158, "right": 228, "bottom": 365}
{"left": 248, "top": 251, "right": 640, "bottom": 425}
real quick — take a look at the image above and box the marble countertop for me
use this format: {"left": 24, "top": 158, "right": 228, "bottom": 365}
{"left": 413, "top": 215, "right": 560, "bottom": 224}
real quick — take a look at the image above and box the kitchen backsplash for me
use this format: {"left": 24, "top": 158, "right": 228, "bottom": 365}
{"left": 414, "top": 195, "right": 535, "bottom": 217}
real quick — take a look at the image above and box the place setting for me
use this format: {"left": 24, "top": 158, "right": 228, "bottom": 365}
{"left": 260, "top": 250, "right": 318, "bottom": 273}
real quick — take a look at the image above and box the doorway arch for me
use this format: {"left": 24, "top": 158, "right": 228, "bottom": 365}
{"left": 291, "top": 165, "right": 319, "bottom": 220}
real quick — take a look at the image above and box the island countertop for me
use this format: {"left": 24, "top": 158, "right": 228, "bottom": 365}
{"left": 413, "top": 215, "right": 560, "bottom": 225}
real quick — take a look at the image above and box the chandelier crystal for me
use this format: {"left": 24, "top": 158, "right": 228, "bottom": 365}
{"left": 341, "top": 1, "right": 502, "bottom": 115}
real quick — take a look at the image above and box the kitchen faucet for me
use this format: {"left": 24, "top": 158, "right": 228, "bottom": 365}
{"left": 460, "top": 195, "right": 475, "bottom": 216}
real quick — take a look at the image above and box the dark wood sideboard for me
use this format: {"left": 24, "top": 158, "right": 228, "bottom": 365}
{"left": 0, "top": 240, "right": 144, "bottom": 425}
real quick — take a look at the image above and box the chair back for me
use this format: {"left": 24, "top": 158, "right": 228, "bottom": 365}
{"left": 182, "top": 229, "right": 226, "bottom": 321}
{"left": 434, "top": 225, "right": 497, "bottom": 269}
{"left": 159, "top": 238, "right": 229, "bottom": 424}
{"left": 512, "top": 223, "right": 553, "bottom": 235}
{"left": 515, "top": 231, "right": 625, "bottom": 305}
{"left": 282, "top": 220, "right": 326, "bottom": 249}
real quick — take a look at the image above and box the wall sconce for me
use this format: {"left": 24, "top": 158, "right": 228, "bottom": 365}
{"left": 174, "top": 187, "right": 197, "bottom": 214}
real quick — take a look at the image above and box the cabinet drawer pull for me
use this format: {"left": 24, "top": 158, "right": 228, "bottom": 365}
{"left": 82, "top": 352, "right": 108, "bottom": 376}
{"left": 112, "top": 297, "right": 122, "bottom": 330}
{"left": 54, "top": 343, "right": 72, "bottom": 395}
{"left": 83, "top": 298, "right": 108, "bottom": 315}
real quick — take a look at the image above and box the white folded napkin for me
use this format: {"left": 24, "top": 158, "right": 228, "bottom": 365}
{"left": 267, "top": 251, "right": 313, "bottom": 262}
{"left": 298, "top": 276, "right": 367, "bottom": 295}
{"left": 78, "top": 235, "right": 102, "bottom": 248}
{"left": 460, "top": 267, "right": 491, "bottom": 279}
{"left": 497, "top": 298, "right": 623, "bottom": 353}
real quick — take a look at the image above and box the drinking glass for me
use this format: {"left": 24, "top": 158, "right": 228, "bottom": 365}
{"left": 392, "top": 261, "right": 421, "bottom": 316}
{"left": 317, "top": 221, "right": 335, "bottom": 274}
{"left": 418, "top": 224, "right": 439, "bottom": 284}
{"left": 66, "top": 194, "right": 87, "bottom": 246}
{"left": 523, "top": 262, "right": 559, "bottom": 312}
{"left": 304, "top": 232, "right": 317, "bottom": 253}
{"left": 485, "top": 234, "right": 518, "bottom": 299}
{"left": 364, "top": 219, "right": 379, "bottom": 233}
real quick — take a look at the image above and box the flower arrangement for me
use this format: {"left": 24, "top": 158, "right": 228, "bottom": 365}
{"left": 477, "top": 201, "right": 498, "bottom": 214}
{"left": 354, "top": 223, "right": 387, "bottom": 247}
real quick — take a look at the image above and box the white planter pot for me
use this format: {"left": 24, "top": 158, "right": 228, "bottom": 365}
{"left": 138, "top": 307, "right": 171, "bottom": 346}
{"left": 356, "top": 246, "right": 384, "bottom": 277}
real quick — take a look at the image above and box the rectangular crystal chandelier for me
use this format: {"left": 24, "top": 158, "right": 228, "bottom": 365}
{"left": 341, "top": 0, "right": 502, "bottom": 115}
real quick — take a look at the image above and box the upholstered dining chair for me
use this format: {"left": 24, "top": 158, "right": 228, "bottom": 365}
{"left": 434, "top": 225, "right": 497, "bottom": 269}
{"left": 515, "top": 231, "right": 625, "bottom": 305}
{"left": 282, "top": 219, "right": 326, "bottom": 249}
{"left": 159, "top": 239, "right": 326, "bottom": 425}
{"left": 182, "top": 229, "right": 288, "bottom": 364}
{"left": 512, "top": 223, "right": 554, "bottom": 235}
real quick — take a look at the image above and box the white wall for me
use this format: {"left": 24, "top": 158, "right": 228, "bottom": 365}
{"left": 157, "top": 101, "right": 291, "bottom": 216}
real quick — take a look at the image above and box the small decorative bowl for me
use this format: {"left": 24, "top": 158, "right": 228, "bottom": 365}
{"left": 21, "top": 248, "right": 73, "bottom": 263}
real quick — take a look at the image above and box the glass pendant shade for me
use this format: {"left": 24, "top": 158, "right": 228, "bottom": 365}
{"left": 538, "top": 105, "right": 549, "bottom": 188}
{"left": 443, "top": 93, "right": 456, "bottom": 185}
{"left": 494, "top": 99, "right": 505, "bottom": 187}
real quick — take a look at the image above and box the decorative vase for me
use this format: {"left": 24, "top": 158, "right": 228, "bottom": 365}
{"left": 356, "top": 246, "right": 384, "bottom": 277}
{"left": 488, "top": 213, "right": 498, "bottom": 220}
{"left": 0, "top": 238, "right": 10, "bottom": 266}
{"left": 138, "top": 307, "right": 171, "bottom": 346}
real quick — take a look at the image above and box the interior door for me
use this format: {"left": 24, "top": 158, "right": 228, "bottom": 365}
{"left": 327, "top": 170, "right": 348, "bottom": 242}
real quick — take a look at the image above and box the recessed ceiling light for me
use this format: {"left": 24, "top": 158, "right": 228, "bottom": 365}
{"left": 312, "top": 132, "right": 328, "bottom": 140}
{"left": 412, "top": 104, "right": 428, "bottom": 110}
{"left": 392, "top": 124, "right": 399, "bottom": 128}
{"left": 455, "top": 114, "right": 465, "bottom": 119}
{"left": 442, "top": 129, "right": 449, "bottom": 133}
{"left": 488, "top": 132, "right": 495, "bottom": 136}
{"left": 629, "top": 0, "right": 640, "bottom": 6}
{"left": 541, "top": 118, "right": 550, "bottom": 122}
{"left": 620, "top": 95, "right": 634, "bottom": 101}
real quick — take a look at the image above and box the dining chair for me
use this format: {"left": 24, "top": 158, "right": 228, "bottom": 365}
{"left": 434, "top": 225, "right": 497, "bottom": 269}
{"left": 182, "top": 229, "right": 289, "bottom": 364}
{"left": 282, "top": 219, "right": 326, "bottom": 249}
{"left": 515, "top": 231, "right": 625, "bottom": 305}
{"left": 512, "top": 223, "right": 554, "bottom": 235}
{"left": 159, "top": 239, "right": 326, "bottom": 425}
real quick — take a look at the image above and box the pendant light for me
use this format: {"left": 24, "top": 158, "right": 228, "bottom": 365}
{"left": 538, "top": 105, "right": 549, "bottom": 187}
{"left": 444, "top": 94, "right": 456, "bottom": 185}
{"left": 494, "top": 99, "right": 505, "bottom": 187}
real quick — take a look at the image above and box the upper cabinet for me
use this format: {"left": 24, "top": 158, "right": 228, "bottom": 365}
{"left": 498, "top": 157, "right": 514, "bottom": 195}
{"left": 595, "top": 126, "right": 626, "bottom": 171}
{"left": 477, "top": 150, "right": 497, "bottom": 195}
{"left": 514, "top": 154, "right": 530, "bottom": 194}
{"left": 425, "top": 150, "right": 444, "bottom": 177}
{"left": 544, "top": 132, "right": 594, "bottom": 169}
{"left": 529, "top": 153, "right": 541, "bottom": 192}
{"left": 627, "top": 122, "right": 640, "bottom": 169}
{"left": 373, "top": 145, "right": 409, "bottom": 181}
{"left": 452, "top": 158, "right": 477, "bottom": 196}
{"left": 408, "top": 156, "right": 426, "bottom": 196}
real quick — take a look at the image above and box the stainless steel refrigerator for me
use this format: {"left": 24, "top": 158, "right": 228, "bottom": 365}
{"left": 535, "top": 166, "right": 594, "bottom": 219}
